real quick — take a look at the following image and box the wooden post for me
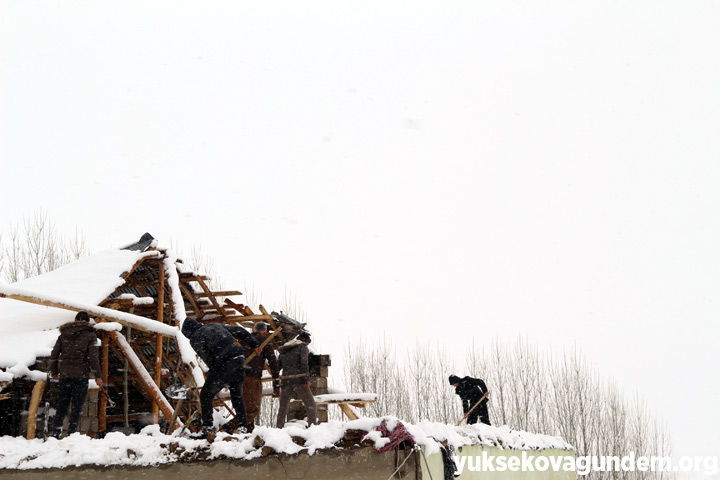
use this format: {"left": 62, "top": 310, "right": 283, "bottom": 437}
{"left": 99, "top": 333, "right": 109, "bottom": 432}
{"left": 152, "top": 262, "right": 166, "bottom": 424}
{"left": 339, "top": 403, "right": 359, "bottom": 421}
{"left": 26, "top": 380, "right": 47, "bottom": 439}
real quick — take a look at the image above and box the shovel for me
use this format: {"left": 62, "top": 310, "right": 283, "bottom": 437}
{"left": 456, "top": 392, "right": 489, "bottom": 426}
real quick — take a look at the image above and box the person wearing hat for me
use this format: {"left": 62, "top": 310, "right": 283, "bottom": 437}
{"left": 49, "top": 311, "right": 103, "bottom": 438}
{"left": 449, "top": 374, "right": 491, "bottom": 425}
{"left": 276, "top": 331, "right": 316, "bottom": 428}
{"left": 181, "top": 317, "right": 261, "bottom": 436}
{"left": 242, "top": 322, "right": 280, "bottom": 432}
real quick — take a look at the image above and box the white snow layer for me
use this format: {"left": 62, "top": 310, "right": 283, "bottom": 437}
{"left": 314, "top": 393, "right": 378, "bottom": 402}
{"left": 117, "top": 293, "right": 155, "bottom": 305}
{"left": 0, "top": 418, "right": 573, "bottom": 470}
{"left": 0, "top": 248, "right": 188, "bottom": 385}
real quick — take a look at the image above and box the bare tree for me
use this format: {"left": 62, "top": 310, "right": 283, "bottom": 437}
{"left": 343, "top": 336, "right": 674, "bottom": 480}
{"left": 1, "top": 211, "right": 90, "bottom": 283}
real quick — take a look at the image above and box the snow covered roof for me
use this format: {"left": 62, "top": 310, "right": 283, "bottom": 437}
{"left": 0, "top": 248, "right": 161, "bottom": 381}
{"left": 0, "top": 417, "right": 574, "bottom": 470}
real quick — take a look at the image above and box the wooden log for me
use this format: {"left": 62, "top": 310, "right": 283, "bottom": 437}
{"left": 152, "top": 262, "right": 166, "bottom": 424}
{"left": 178, "top": 282, "right": 204, "bottom": 319}
{"left": 0, "top": 291, "right": 174, "bottom": 336}
{"left": 339, "top": 403, "right": 359, "bottom": 420}
{"left": 244, "top": 328, "right": 281, "bottom": 364}
{"left": 26, "top": 380, "right": 46, "bottom": 439}
{"left": 109, "top": 331, "right": 180, "bottom": 430}
{"left": 196, "top": 291, "right": 242, "bottom": 297}
{"left": 260, "top": 305, "right": 284, "bottom": 346}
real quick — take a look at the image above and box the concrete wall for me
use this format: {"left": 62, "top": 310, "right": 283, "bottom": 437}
{"left": 1, "top": 445, "right": 420, "bottom": 480}
{"left": 420, "top": 445, "right": 576, "bottom": 480}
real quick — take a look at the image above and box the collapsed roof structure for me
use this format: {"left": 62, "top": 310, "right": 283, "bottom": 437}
{"left": 0, "top": 234, "right": 321, "bottom": 437}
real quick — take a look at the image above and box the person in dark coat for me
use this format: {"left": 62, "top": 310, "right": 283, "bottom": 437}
{"left": 241, "top": 322, "right": 279, "bottom": 432}
{"left": 49, "top": 311, "right": 103, "bottom": 438}
{"left": 449, "top": 374, "right": 491, "bottom": 425}
{"left": 276, "top": 331, "right": 316, "bottom": 428}
{"left": 181, "top": 317, "right": 260, "bottom": 434}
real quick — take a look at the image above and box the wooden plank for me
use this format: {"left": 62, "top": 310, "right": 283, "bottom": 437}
{"left": 120, "top": 257, "right": 152, "bottom": 281}
{"left": 339, "top": 403, "right": 359, "bottom": 420}
{"left": 152, "top": 261, "right": 165, "bottom": 423}
{"left": 25, "top": 380, "right": 46, "bottom": 439}
{"left": 178, "top": 273, "right": 210, "bottom": 281}
{"left": 260, "top": 305, "right": 284, "bottom": 346}
{"left": 244, "top": 328, "right": 282, "bottom": 364}
{"left": 0, "top": 293, "right": 173, "bottom": 336}
{"left": 178, "top": 282, "right": 204, "bottom": 320}
{"left": 195, "top": 291, "right": 242, "bottom": 297}
{"left": 109, "top": 331, "right": 180, "bottom": 430}
{"left": 195, "top": 276, "right": 228, "bottom": 316}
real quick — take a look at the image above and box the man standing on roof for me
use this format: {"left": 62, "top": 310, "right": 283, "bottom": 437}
{"left": 276, "top": 331, "right": 316, "bottom": 428}
{"left": 181, "top": 318, "right": 261, "bottom": 435}
{"left": 242, "top": 322, "right": 279, "bottom": 432}
{"left": 49, "top": 311, "right": 103, "bottom": 439}
{"left": 449, "top": 374, "right": 491, "bottom": 425}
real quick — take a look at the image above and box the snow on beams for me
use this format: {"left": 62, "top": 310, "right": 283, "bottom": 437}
{"left": 0, "top": 285, "right": 178, "bottom": 337}
{"left": 110, "top": 331, "right": 180, "bottom": 430}
{"left": 117, "top": 293, "right": 155, "bottom": 305}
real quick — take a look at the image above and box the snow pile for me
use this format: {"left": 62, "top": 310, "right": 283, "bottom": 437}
{"left": 0, "top": 418, "right": 573, "bottom": 470}
{"left": 314, "top": 393, "right": 378, "bottom": 402}
{"left": 117, "top": 293, "right": 154, "bottom": 305}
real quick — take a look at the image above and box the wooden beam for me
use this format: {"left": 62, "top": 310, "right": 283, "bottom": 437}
{"left": 152, "top": 261, "right": 166, "bottom": 423}
{"left": 178, "top": 282, "right": 204, "bottom": 320}
{"left": 339, "top": 403, "right": 359, "bottom": 420}
{"left": 245, "top": 328, "right": 282, "bottom": 364}
{"left": 109, "top": 331, "right": 180, "bottom": 430}
{"left": 120, "top": 256, "right": 153, "bottom": 281}
{"left": 179, "top": 273, "right": 210, "bottom": 281}
{"left": 0, "top": 292, "right": 175, "bottom": 336}
{"left": 195, "top": 291, "right": 242, "bottom": 298}
{"left": 260, "top": 305, "right": 284, "bottom": 347}
{"left": 26, "top": 380, "right": 46, "bottom": 439}
{"left": 195, "top": 276, "right": 227, "bottom": 317}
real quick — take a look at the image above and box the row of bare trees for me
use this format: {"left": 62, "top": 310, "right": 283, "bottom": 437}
{"left": 342, "top": 336, "right": 674, "bottom": 480}
{"left": 0, "top": 211, "right": 89, "bottom": 283}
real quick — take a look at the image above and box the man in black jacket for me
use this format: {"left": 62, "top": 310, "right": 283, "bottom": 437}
{"left": 181, "top": 318, "right": 261, "bottom": 434}
{"left": 449, "top": 374, "right": 491, "bottom": 425}
{"left": 49, "top": 311, "right": 103, "bottom": 438}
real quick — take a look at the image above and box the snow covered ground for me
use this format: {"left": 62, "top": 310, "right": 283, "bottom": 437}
{"left": 0, "top": 417, "right": 572, "bottom": 470}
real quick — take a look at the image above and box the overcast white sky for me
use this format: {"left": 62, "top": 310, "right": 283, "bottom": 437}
{"left": 2, "top": 0, "right": 718, "bottom": 465}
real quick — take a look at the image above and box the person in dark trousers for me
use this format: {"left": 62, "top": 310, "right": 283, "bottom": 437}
{"left": 49, "top": 311, "right": 103, "bottom": 438}
{"left": 242, "top": 322, "right": 279, "bottom": 432}
{"left": 449, "top": 374, "right": 491, "bottom": 425}
{"left": 276, "top": 331, "right": 316, "bottom": 428}
{"left": 181, "top": 317, "right": 261, "bottom": 435}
